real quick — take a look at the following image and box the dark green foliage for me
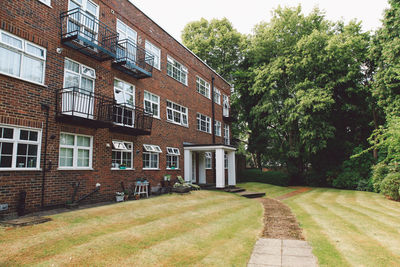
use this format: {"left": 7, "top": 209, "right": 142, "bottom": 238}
{"left": 380, "top": 172, "right": 400, "bottom": 201}
{"left": 332, "top": 146, "right": 374, "bottom": 190}
{"left": 371, "top": 162, "right": 388, "bottom": 192}
{"left": 238, "top": 169, "right": 290, "bottom": 186}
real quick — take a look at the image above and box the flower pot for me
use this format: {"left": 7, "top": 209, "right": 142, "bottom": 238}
{"left": 116, "top": 195, "right": 124, "bottom": 202}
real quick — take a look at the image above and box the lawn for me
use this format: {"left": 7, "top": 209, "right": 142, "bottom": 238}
{"left": 239, "top": 182, "right": 400, "bottom": 267}
{"left": 0, "top": 191, "right": 263, "bottom": 266}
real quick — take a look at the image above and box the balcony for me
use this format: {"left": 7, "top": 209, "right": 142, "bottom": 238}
{"left": 110, "top": 104, "right": 153, "bottom": 135}
{"left": 60, "top": 8, "right": 118, "bottom": 61}
{"left": 112, "top": 39, "right": 154, "bottom": 79}
{"left": 56, "top": 88, "right": 114, "bottom": 128}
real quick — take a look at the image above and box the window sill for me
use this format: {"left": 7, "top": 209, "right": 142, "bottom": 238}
{"left": 58, "top": 168, "right": 94, "bottom": 171}
{"left": 111, "top": 168, "right": 135, "bottom": 171}
{"left": 166, "top": 168, "right": 180, "bottom": 170}
{"left": 0, "top": 72, "right": 48, "bottom": 88}
{"left": 143, "top": 168, "right": 160, "bottom": 171}
{"left": 0, "top": 168, "right": 41, "bottom": 172}
{"left": 197, "top": 130, "right": 212, "bottom": 135}
{"left": 167, "top": 75, "right": 188, "bottom": 86}
{"left": 166, "top": 120, "right": 189, "bottom": 128}
{"left": 197, "top": 91, "right": 211, "bottom": 100}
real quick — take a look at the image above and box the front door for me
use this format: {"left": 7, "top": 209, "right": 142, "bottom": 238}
{"left": 192, "top": 153, "right": 196, "bottom": 183}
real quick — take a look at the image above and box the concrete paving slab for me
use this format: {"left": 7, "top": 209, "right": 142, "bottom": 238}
{"left": 282, "top": 255, "right": 318, "bottom": 267}
{"left": 282, "top": 239, "right": 311, "bottom": 248}
{"left": 253, "top": 245, "right": 281, "bottom": 255}
{"left": 248, "top": 264, "right": 280, "bottom": 267}
{"left": 249, "top": 253, "right": 281, "bottom": 266}
{"left": 256, "top": 238, "right": 282, "bottom": 247}
{"left": 282, "top": 246, "right": 313, "bottom": 256}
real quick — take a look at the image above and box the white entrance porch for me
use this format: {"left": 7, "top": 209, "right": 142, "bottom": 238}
{"left": 183, "top": 144, "right": 236, "bottom": 188}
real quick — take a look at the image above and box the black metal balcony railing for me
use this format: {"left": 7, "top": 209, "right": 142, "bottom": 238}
{"left": 56, "top": 87, "right": 114, "bottom": 127}
{"left": 60, "top": 8, "right": 118, "bottom": 61}
{"left": 111, "top": 104, "right": 153, "bottom": 135}
{"left": 56, "top": 88, "right": 154, "bottom": 134}
{"left": 112, "top": 39, "right": 154, "bottom": 79}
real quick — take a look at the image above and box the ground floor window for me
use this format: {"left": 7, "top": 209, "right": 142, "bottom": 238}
{"left": 143, "top": 144, "right": 161, "bottom": 169}
{"left": 0, "top": 125, "right": 41, "bottom": 170}
{"left": 224, "top": 152, "right": 228, "bottom": 169}
{"left": 112, "top": 140, "right": 133, "bottom": 169}
{"left": 166, "top": 147, "right": 180, "bottom": 169}
{"left": 59, "top": 133, "right": 92, "bottom": 169}
{"left": 205, "top": 152, "right": 212, "bottom": 169}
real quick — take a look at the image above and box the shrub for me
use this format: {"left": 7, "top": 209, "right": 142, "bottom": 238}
{"left": 380, "top": 172, "right": 400, "bottom": 201}
{"left": 371, "top": 162, "right": 389, "bottom": 192}
{"left": 238, "top": 169, "right": 290, "bottom": 186}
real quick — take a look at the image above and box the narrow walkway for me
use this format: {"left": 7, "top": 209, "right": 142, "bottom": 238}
{"left": 248, "top": 191, "right": 318, "bottom": 266}
{"left": 275, "top": 187, "right": 312, "bottom": 200}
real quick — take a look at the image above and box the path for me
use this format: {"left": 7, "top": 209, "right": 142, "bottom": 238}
{"left": 247, "top": 187, "right": 317, "bottom": 266}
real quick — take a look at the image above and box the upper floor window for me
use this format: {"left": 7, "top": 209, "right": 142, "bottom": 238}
{"left": 144, "top": 91, "right": 160, "bottom": 119}
{"left": 112, "top": 140, "right": 133, "bottom": 170}
{"left": 224, "top": 124, "right": 230, "bottom": 145}
{"left": 196, "top": 76, "right": 210, "bottom": 99}
{"left": 166, "top": 101, "right": 188, "bottom": 127}
{"left": 116, "top": 19, "right": 137, "bottom": 43}
{"left": 68, "top": 0, "right": 99, "bottom": 40}
{"left": 214, "top": 88, "right": 221, "bottom": 105}
{"left": 223, "top": 94, "right": 230, "bottom": 117}
{"left": 145, "top": 40, "right": 161, "bottom": 70}
{"left": 69, "top": 0, "right": 98, "bottom": 18}
{"left": 214, "top": 121, "right": 222, "bottom": 137}
{"left": 64, "top": 58, "right": 95, "bottom": 92}
{"left": 0, "top": 125, "right": 41, "bottom": 170}
{"left": 197, "top": 113, "right": 211, "bottom": 134}
{"left": 59, "top": 133, "right": 93, "bottom": 169}
{"left": 0, "top": 30, "right": 46, "bottom": 85}
{"left": 167, "top": 56, "right": 187, "bottom": 85}
{"left": 114, "top": 79, "right": 135, "bottom": 127}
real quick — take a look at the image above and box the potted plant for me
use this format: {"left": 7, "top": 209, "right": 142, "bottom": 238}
{"left": 124, "top": 190, "right": 130, "bottom": 201}
{"left": 116, "top": 192, "right": 124, "bottom": 202}
{"left": 119, "top": 163, "right": 126, "bottom": 170}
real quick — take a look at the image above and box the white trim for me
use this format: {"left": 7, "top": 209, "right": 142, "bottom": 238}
{"left": 59, "top": 132, "right": 93, "bottom": 169}
{"left": 145, "top": 40, "right": 161, "bottom": 70}
{"left": 144, "top": 90, "right": 160, "bottom": 119}
{"left": 196, "top": 113, "right": 211, "bottom": 134}
{"left": 0, "top": 30, "right": 47, "bottom": 85}
{"left": 213, "top": 88, "right": 221, "bottom": 105}
{"left": 143, "top": 144, "right": 162, "bottom": 153}
{"left": 37, "top": 0, "right": 52, "bottom": 7}
{"left": 111, "top": 140, "right": 133, "bottom": 170}
{"left": 166, "top": 55, "right": 188, "bottom": 85}
{"left": 166, "top": 100, "right": 189, "bottom": 127}
{"left": 183, "top": 145, "right": 236, "bottom": 152}
{"left": 0, "top": 125, "right": 42, "bottom": 171}
{"left": 196, "top": 76, "right": 211, "bottom": 99}
{"left": 214, "top": 120, "right": 222, "bottom": 137}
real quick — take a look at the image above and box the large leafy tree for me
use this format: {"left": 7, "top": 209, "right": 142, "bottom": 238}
{"left": 181, "top": 18, "right": 244, "bottom": 80}
{"left": 235, "top": 6, "right": 373, "bottom": 184}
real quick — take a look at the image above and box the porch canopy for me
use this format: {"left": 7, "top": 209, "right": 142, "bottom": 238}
{"left": 183, "top": 144, "right": 236, "bottom": 188}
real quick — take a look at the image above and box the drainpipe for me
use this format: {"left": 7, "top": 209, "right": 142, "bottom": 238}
{"left": 211, "top": 77, "right": 215, "bottom": 144}
{"left": 41, "top": 103, "right": 50, "bottom": 210}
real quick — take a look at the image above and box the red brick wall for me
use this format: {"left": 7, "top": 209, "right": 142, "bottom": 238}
{"left": 0, "top": 0, "right": 231, "bottom": 216}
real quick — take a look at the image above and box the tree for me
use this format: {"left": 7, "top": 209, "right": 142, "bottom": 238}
{"left": 181, "top": 18, "right": 244, "bottom": 81}
{"left": 235, "top": 6, "right": 373, "bottom": 184}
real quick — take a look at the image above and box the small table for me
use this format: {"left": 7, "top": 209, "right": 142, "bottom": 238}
{"left": 134, "top": 181, "right": 149, "bottom": 198}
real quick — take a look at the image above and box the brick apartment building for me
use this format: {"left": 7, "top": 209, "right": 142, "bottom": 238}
{"left": 0, "top": 0, "right": 236, "bottom": 216}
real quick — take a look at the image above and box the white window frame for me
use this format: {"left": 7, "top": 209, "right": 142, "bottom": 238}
{"left": 224, "top": 152, "right": 228, "bottom": 169}
{"left": 167, "top": 55, "right": 188, "bottom": 85}
{"left": 63, "top": 57, "right": 96, "bottom": 90}
{"left": 143, "top": 144, "right": 161, "bottom": 170}
{"left": 116, "top": 19, "right": 137, "bottom": 43}
{"left": 214, "top": 88, "right": 221, "bottom": 105}
{"left": 145, "top": 40, "right": 161, "bottom": 70}
{"left": 224, "top": 124, "right": 230, "bottom": 145}
{"left": 68, "top": 0, "right": 99, "bottom": 42}
{"left": 0, "top": 30, "right": 46, "bottom": 85}
{"left": 214, "top": 121, "right": 222, "bottom": 137}
{"left": 59, "top": 133, "right": 93, "bottom": 170}
{"left": 166, "top": 147, "right": 180, "bottom": 170}
{"left": 166, "top": 100, "right": 189, "bottom": 127}
{"left": 205, "top": 152, "right": 212, "bottom": 169}
{"left": 144, "top": 91, "right": 160, "bottom": 119}
{"left": 0, "top": 125, "right": 42, "bottom": 171}
{"left": 111, "top": 140, "right": 133, "bottom": 170}
{"left": 223, "top": 94, "right": 230, "bottom": 117}
{"left": 113, "top": 78, "right": 135, "bottom": 127}
{"left": 196, "top": 76, "right": 211, "bottom": 99}
{"left": 197, "top": 113, "right": 211, "bottom": 134}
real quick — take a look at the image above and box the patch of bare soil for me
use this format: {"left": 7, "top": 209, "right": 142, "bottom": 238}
{"left": 275, "top": 187, "right": 312, "bottom": 200}
{"left": 258, "top": 198, "right": 304, "bottom": 240}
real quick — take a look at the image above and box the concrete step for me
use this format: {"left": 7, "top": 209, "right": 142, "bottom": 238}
{"left": 225, "top": 187, "right": 246, "bottom": 193}
{"left": 237, "top": 191, "right": 266, "bottom": 198}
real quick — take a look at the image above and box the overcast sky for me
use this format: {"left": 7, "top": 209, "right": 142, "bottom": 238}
{"left": 131, "top": 0, "right": 389, "bottom": 41}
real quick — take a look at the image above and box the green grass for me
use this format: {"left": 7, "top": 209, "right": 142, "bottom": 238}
{"left": 0, "top": 191, "right": 263, "bottom": 266}
{"left": 240, "top": 183, "right": 400, "bottom": 266}
{"left": 238, "top": 182, "right": 295, "bottom": 198}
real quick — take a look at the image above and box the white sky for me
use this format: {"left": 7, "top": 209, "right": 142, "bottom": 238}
{"left": 131, "top": 0, "right": 389, "bottom": 41}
